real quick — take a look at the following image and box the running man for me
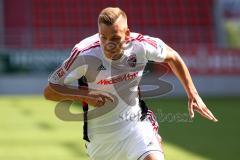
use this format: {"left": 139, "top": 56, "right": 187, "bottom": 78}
{"left": 44, "top": 7, "right": 218, "bottom": 160}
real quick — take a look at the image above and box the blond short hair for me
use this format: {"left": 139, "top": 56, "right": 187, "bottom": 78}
{"left": 98, "top": 7, "right": 127, "bottom": 26}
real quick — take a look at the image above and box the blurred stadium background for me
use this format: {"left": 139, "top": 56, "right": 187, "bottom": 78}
{"left": 0, "top": 0, "right": 240, "bottom": 160}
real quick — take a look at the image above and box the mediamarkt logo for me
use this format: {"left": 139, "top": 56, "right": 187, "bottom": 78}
{"left": 97, "top": 72, "right": 138, "bottom": 85}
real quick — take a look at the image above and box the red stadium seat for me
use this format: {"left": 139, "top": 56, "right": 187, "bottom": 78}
{"left": 3, "top": 0, "right": 215, "bottom": 49}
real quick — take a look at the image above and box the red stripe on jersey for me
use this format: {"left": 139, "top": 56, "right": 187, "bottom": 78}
{"left": 143, "top": 38, "right": 157, "bottom": 48}
{"left": 126, "top": 33, "right": 143, "bottom": 43}
{"left": 81, "top": 41, "right": 100, "bottom": 53}
{"left": 65, "top": 41, "right": 100, "bottom": 70}
{"left": 65, "top": 50, "right": 81, "bottom": 70}
{"left": 132, "top": 34, "right": 157, "bottom": 48}
{"left": 146, "top": 110, "right": 159, "bottom": 132}
{"left": 64, "top": 47, "right": 79, "bottom": 69}
{"left": 136, "top": 34, "right": 144, "bottom": 41}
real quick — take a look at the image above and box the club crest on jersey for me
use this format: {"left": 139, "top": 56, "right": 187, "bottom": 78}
{"left": 127, "top": 54, "right": 137, "bottom": 67}
{"left": 97, "top": 64, "right": 106, "bottom": 71}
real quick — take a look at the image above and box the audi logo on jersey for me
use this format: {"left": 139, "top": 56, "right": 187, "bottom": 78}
{"left": 97, "top": 71, "right": 138, "bottom": 85}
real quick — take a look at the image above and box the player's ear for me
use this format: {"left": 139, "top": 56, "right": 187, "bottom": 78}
{"left": 125, "top": 28, "right": 130, "bottom": 40}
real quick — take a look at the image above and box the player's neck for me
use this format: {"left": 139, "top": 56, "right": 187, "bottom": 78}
{"left": 104, "top": 50, "right": 124, "bottom": 61}
{"left": 111, "top": 52, "right": 123, "bottom": 61}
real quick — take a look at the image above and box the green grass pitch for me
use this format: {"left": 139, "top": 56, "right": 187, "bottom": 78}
{"left": 0, "top": 96, "right": 239, "bottom": 160}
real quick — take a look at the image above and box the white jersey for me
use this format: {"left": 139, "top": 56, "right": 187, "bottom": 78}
{"left": 49, "top": 32, "right": 167, "bottom": 143}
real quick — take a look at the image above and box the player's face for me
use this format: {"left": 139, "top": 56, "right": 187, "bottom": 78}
{"left": 98, "top": 20, "right": 130, "bottom": 60}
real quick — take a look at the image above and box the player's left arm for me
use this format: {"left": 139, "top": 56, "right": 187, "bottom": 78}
{"left": 163, "top": 43, "right": 218, "bottom": 122}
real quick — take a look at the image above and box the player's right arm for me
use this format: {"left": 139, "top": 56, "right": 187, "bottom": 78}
{"left": 43, "top": 47, "right": 113, "bottom": 107}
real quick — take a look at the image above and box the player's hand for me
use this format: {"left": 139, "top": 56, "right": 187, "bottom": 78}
{"left": 84, "top": 91, "right": 114, "bottom": 107}
{"left": 188, "top": 94, "right": 218, "bottom": 122}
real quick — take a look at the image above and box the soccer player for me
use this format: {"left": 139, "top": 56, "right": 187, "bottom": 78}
{"left": 44, "top": 7, "right": 218, "bottom": 160}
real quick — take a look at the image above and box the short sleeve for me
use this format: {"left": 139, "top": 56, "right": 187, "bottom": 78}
{"left": 48, "top": 47, "right": 87, "bottom": 85}
{"left": 141, "top": 35, "right": 167, "bottom": 62}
